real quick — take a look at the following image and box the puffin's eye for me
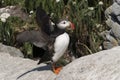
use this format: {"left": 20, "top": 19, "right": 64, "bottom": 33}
{"left": 63, "top": 21, "right": 66, "bottom": 24}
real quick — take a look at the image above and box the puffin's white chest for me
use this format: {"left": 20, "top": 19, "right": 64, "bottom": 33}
{"left": 54, "top": 32, "right": 70, "bottom": 50}
{"left": 52, "top": 32, "right": 70, "bottom": 62}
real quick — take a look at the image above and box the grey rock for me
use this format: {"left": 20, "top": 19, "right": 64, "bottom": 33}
{"left": 112, "top": 2, "right": 120, "bottom": 15}
{"left": 116, "top": 0, "right": 120, "bottom": 5}
{"left": 103, "top": 1, "right": 120, "bottom": 50}
{"left": 2, "top": 45, "right": 120, "bottom": 80}
{"left": 0, "top": 43, "right": 24, "bottom": 57}
{"left": 0, "top": 6, "right": 29, "bottom": 21}
{"left": 56, "top": 46, "right": 120, "bottom": 80}
{"left": 112, "top": 2, "right": 120, "bottom": 23}
{"left": 102, "top": 41, "right": 117, "bottom": 49}
{"left": 100, "top": 30, "right": 116, "bottom": 42}
{"left": 105, "top": 5, "right": 112, "bottom": 19}
{"left": 0, "top": 52, "right": 56, "bottom": 80}
{"left": 106, "top": 18, "right": 120, "bottom": 40}
{"left": 100, "top": 30, "right": 119, "bottom": 50}
{"left": 105, "top": 18, "right": 113, "bottom": 28}
{"left": 105, "top": 2, "right": 120, "bottom": 23}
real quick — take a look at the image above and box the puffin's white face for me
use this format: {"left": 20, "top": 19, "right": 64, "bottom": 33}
{"left": 57, "top": 20, "right": 71, "bottom": 29}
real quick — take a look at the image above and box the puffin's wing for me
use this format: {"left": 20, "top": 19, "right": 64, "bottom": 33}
{"left": 16, "top": 30, "right": 49, "bottom": 48}
{"left": 36, "top": 7, "right": 51, "bottom": 35}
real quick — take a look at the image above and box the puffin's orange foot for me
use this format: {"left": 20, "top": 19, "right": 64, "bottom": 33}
{"left": 53, "top": 66, "right": 62, "bottom": 75}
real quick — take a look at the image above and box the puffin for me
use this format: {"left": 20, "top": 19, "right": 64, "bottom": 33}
{"left": 16, "top": 6, "right": 75, "bottom": 74}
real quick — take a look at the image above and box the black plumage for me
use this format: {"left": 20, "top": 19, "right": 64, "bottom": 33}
{"left": 36, "top": 6, "right": 51, "bottom": 35}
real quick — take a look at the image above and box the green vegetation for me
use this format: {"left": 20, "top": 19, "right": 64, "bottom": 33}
{"left": 0, "top": 0, "right": 113, "bottom": 58}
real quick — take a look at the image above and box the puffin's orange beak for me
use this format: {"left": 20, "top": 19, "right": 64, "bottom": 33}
{"left": 70, "top": 22, "right": 75, "bottom": 30}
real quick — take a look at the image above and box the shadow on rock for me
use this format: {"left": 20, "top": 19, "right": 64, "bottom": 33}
{"left": 17, "top": 64, "right": 51, "bottom": 79}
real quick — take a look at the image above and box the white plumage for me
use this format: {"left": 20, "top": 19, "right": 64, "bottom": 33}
{"left": 52, "top": 32, "right": 70, "bottom": 62}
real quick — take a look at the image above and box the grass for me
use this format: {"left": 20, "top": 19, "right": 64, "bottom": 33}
{"left": 0, "top": 0, "right": 113, "bottom": 58}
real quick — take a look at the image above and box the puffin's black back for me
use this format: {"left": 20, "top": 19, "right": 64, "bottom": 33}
{"left": 36, "top": 6, "right": 51, "bottom": 35}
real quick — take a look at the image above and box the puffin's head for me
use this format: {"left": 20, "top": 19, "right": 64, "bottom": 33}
{"left": 57, "top": 20, "right": 75, "bottom": 30}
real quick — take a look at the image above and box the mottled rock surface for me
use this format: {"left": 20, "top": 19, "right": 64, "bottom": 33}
{"left": 102, "top": 1, "right": 120, "bottom": 49}
{"left": 56, "top": 46, "right": 120, "bottom": 80}
{"left": 1, "top": 46, "right": 120, "bottom": 80}
{"left": 0, "top": 52, "right": 56, "bottom": 80}
{"left": 0, "top": 43, "right": 24, "bottom": 57}
{"left": 0, "top": 6, "right": 28, "bottom": 21}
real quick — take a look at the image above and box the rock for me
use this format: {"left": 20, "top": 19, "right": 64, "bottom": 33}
{"left": 99, "top": 30, "right": 119, "bottom": 49}
{"left": 0, "top": 6, "right": 29, "bottom": 21}
{"left": 112, "top": 2, "right": 120, "bottom": 15}
{"left": 106, "top": 18, "right": 120, "bottom": 41}
{"left": 1, "top": 45, "right": 120, "bottom": 80}
{"left": 56, "top": 46, "right": 120, "bottom": 80}
{"left": 103, "top": 1, "right": 120, "bottom": 49}
{"left": 115, "top": 0, "right": 120, "bottom": 5}
{"left": 0, "top": 43, "right": 24, "bottom": 57}
{"left": 104, "top": 5, "right": 112, "bottom": 19}
{"left": 105, "top": 1, "right": 120, "bottom": 24}
{"left": 102, "top": 41, "right": 117, "bottom": 50}
{"left": 0, "top": 52, "right": 56, "bottom": 80}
